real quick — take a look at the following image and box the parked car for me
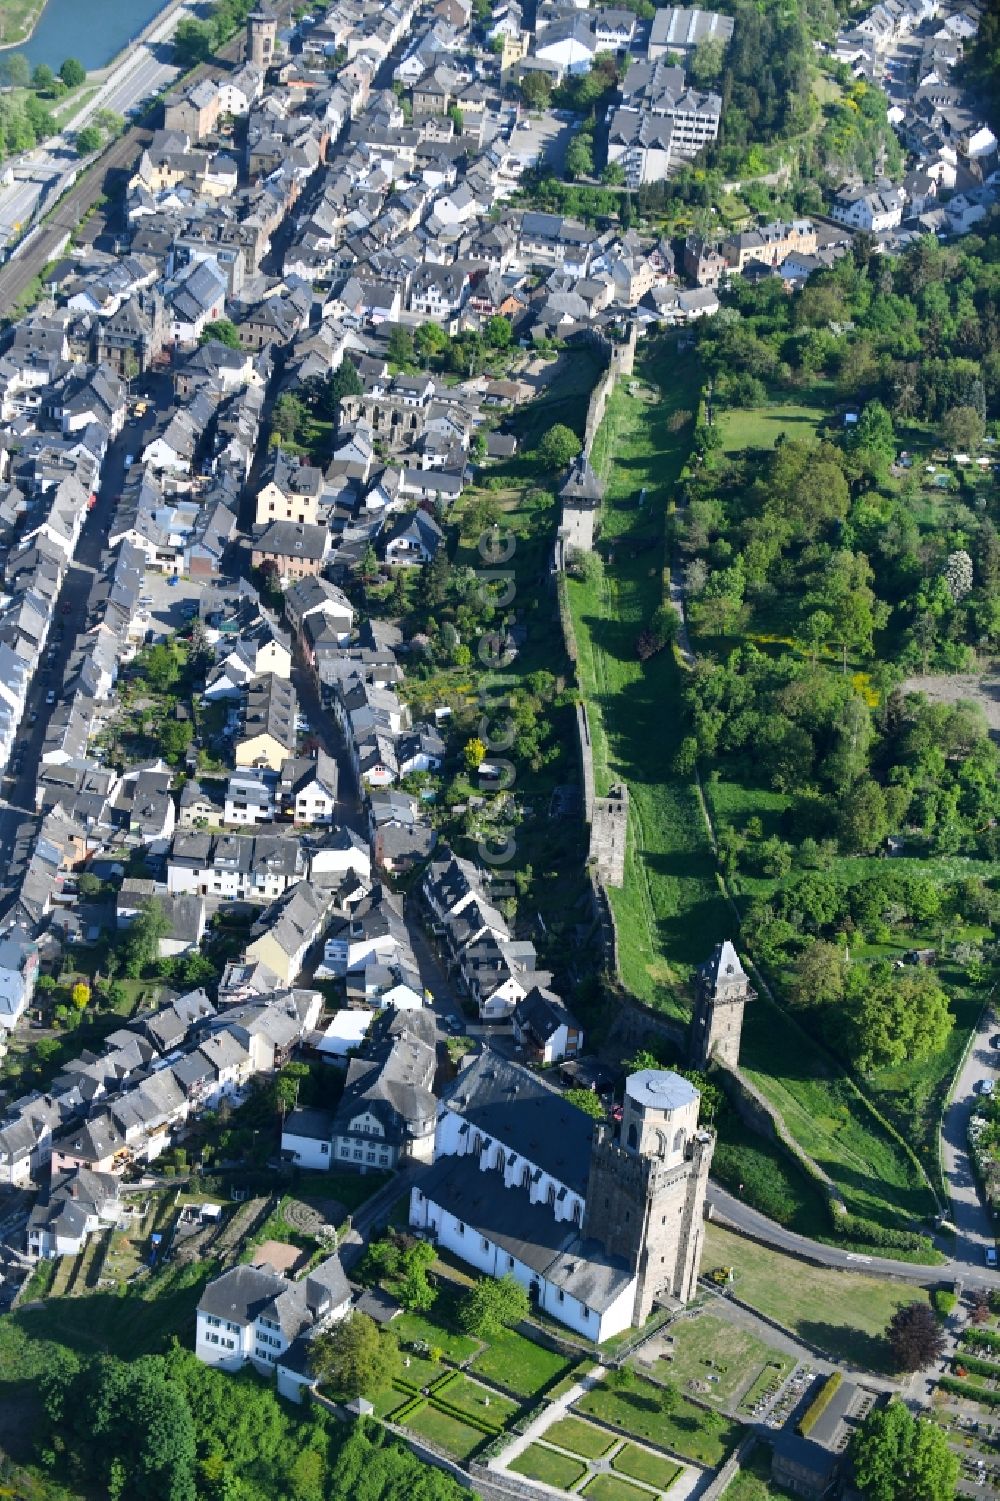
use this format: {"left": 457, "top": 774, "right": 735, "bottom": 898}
{"left": 987, "top": 1246, "right": 998, "bottom": 1269}
{"left": 45, "top": 690, "right": 56, "bottom": 705}
{"left": 981, "top": 1079, "right": 995, "bottom": 1096}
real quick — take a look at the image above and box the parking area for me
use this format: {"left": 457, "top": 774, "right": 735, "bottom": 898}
{"left": 137, "top": 570, "right": 205, "bottom": 640}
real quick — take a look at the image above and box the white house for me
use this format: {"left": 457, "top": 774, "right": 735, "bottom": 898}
{"left": 195, "top": 1254, "right": 352, "bottom": 1399}
{"left": 281, "top": 1107, "right": 335, "bottom": 1170}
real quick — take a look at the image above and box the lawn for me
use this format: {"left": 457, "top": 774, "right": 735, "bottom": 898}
{"left": 566, "top": 337, "right": 730, "bottom": 1013}
{"left": 545, "top": 1414, "right": 617, "bottom": 1459}
{"left": 510, "top": 1443, "right": 588, "bottom": 1491}
{"left": 439, "top": 1372, "right": 519, "bottom": 1427}
{"left": 702, "top": 1223, "right": 929, "bottom": 1371}
{"left": 401, "top": 1401, "right": 486, "bottom": 1460}
{"left": 658, "top": 1313, "right": 788, "bottom": 1408}
{"left": 575, "top": 1377, "right": 740, "bottom": 1466}
{"left": 739, "top": 993, "right": 938, "bottom": 1232}
{"left": 392, "top": 1283, "right": 481, "bottom": 1363}
{"left": 716, "top": 401, "right": 825, "bottom": 457}
{"left": 547, "top": 1362, "right": 595, "bottom": 1400}
{"left": 471, "top": 1325, "right": 570, "bottom": 1396}
{"left": 612, "top": 1443, "right": 682, "bottom": 1490}
{"left": 583, "top": 1473, "right": 662, "bottom": 1501}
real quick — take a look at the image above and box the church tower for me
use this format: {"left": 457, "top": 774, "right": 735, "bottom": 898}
{"left": 246, "top": 3, "right": 277, "bottom": 68}
{"left": 689, "top": 939, "right": 753, "bottom": 1071}
{"left": 583, "top": 1070, "right": 714, "bottom": 1323}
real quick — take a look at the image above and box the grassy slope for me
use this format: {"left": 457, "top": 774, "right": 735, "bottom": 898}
{"left": 566, "top": 339, "right": 728, "bottom": 1015}
{"left": 571, "top": 377, "right": 935, "bottom": 1231}
{"left": 702, "top": 1223, "right": 927, "bottom": 1372}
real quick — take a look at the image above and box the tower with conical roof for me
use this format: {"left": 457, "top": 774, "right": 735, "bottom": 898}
{"left": 689, "top": 940, "right": 754, "bottom": 1070}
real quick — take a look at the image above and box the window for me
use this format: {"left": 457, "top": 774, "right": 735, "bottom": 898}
{"left": 508, "top": 1255, "right": 514, "bottom": 1270}
{"left": 481, "top": 1237, "right": 490, "bottom": 1252}
{"left": 321, "top": 1143, "right": 329, "bottom": 1155}
{"left": 627, "top": 1123, "right": 638, "bottom": 1150}
{"left": 558, "top": 1290, "right": 564, "bottom": 1303}
{"left": 456, "top": 1221, "right": 465, "bottom": 1235}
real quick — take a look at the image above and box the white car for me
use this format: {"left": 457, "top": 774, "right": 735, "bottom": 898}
{"left": 981, "top": 1079, "right": 995, "bottom": 1096}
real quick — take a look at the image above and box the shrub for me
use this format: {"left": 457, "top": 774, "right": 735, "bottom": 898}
{"left": 932, "top": 1290, "right": 957, "bottom": 1319}
{"left": 938, "top": 1376, "right": 1000, "bottom": 1407}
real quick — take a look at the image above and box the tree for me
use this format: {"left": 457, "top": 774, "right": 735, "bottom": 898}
{"left": 538, "top": 423, "right": 581, "bottom": 470}
{"left": 310, "top": 1313, "right": 399, "bottom": 1397}
{"left": 942, "top": 549, "right": 973, "bottom": 602}
{"left": 459, "top": 1274, "right": 530, "bottom": 1337}
{"left": 842, "top": 965, "right": 952, "bottom": 1073}
{"left": 485, "top": 315, "right": 512, "bottom": 350}
{"left": 387, "top": 325, "right": 415, "bottom": 369}
{"left": 200, "top": 319, "right": 241, "bottom": 349}
{"left": 852, "top": 400, "right": 896, "bottom": 469}
{"left": 940, "top": 404, "right": 985, "bottom": 453}
{"left": 159, "top": 719, "right": 193, "bottom": 765}
{"left": 31, "top": 63, "right": 56, "bottom": 92}
{"left": 852, "top": 1400, "right": 957, "bottom": 1501}
{"left": 690, "top": 36, "right": 725, "bottom": 84}
{"left": 564, "top": 1089, "right": 605, "bottom": 1119}
{"left": 0, "top": 53, "right": 30, "bottom": 88}
{"left": 414, "top": 322, "right": 449, "bottom": 366}
{"left": 272, "top": 393, "right": 305, "bottom": 444}
{"left": 71, "top": 982, "right": 90, "bottom": 1012}
{"left": 788, "top": 940, "right": 848, "bottom": 1010}
{"left": 398, "top": 1240, "right": 437, "bottom": 1313}
{"left": 59, "top": 57, "right": 86, "bottom": 88}
{"left": 520, "top": 71, "right": 552, "bottom": 110}
{"left": 76, "top": 125, "right": 102, "bottom": 156}
{"left": 122, "top": 899, "right": 171, "bottom": 978}
{"left": 565, "top": 134, "right": 594, "bottom": 180}
{"left": 173, "top": 17, "right": 214, "bottom": 65}
{"left": 885, "top": 1302, "right": 946, "bottom": 1373}
{"left": 602, "top": 162, "right": 626, "bottom": 185}
{"left": 318, "top": 358, "right": 362, "bottom": 417}
{"left": 463, "top": 737, "right": 486, "bottom": 773}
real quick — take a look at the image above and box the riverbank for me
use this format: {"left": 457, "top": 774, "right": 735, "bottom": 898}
{"left": 0, "top": 0, "right": 47, "bottom": 52}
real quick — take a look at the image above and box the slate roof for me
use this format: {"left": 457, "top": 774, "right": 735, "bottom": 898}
{"left": 440, "top": 1051, "right": 593, "bottom": 1197}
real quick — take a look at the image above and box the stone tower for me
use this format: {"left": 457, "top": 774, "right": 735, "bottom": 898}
{"left": 583, "top": 1070, "right": 714, "bottom": 1323}
{"left": 690, "top": 940, "right": 753, "bottom": 1071}
{"left": 246, "top": 3, "right": 277, "bottom": 68}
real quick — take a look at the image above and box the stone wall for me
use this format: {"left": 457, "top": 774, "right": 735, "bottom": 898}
{"left": 590, "top": 783, "right": 628, "bottom": 887}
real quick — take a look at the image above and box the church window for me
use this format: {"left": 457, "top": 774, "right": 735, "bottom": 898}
{"left": 627, "top": 1123, "right": 638, "bottom": 1150}
{"left": 496, "top": 1149, "right": 506, "bottom": 1173}
{"left": 547, "top": 1184, "right": 556, "bottom": 1207}
{"left": 673, "top": 1128, "right": 686, "bottom": 1154}
{"left": 522, "top": 1165, "right": 531, "bottom": 1189}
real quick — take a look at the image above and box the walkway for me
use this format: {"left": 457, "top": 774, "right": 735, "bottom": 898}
{"left": 489, "top": 1367, "right": 703, "bottom": 1501}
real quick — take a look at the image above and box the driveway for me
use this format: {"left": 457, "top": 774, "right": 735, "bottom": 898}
{"left": 940, "top": 1006, "right": 997, "bottom": 1267}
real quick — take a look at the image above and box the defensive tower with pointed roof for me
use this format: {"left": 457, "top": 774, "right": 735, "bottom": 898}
{"left": 689, "top": 939, "right": 754, "bottom": 1070}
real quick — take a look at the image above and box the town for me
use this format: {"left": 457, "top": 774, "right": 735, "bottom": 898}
{"left": 0, "top": 0, "right": 997, "bottom": 1498}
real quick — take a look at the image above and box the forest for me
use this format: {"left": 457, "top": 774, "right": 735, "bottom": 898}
{"left": 23, "top": 1340, "right": 470, "bottom": 1501}
{"left": 669, "top": 216, "right": 1000, "bottom": 1104}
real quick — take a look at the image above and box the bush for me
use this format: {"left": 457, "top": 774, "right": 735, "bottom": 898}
{"left": 932, "top": 1290, "right": 957, "bottom": 1319}
{"left": 953, "top": 1353, "right": 1000, "bottom": 1381}
{"left": 938, "top": 1376, "right": 1000, "bottom": 1407}
{"left": 798, "top": 1372, "right": 842, "bottom": 1436}
{"left": 963, "top": 1329, "right": 1000, "bottom": 1351}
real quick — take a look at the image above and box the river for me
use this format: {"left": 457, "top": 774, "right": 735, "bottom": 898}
{"left": 18, "top": 0, "right": 172, "bottom": 71}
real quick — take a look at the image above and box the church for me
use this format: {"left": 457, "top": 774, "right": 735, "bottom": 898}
{"left": 409, "top": 1052, "right": 715, "bottom": 1343}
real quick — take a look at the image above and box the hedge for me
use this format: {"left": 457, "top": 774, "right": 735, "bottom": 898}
{"left": 427, "top": 1399, "right": 501, "bottom": 1435}
{"left": 833, "top": 1213, "right": 935, "bottom": 1255}
{"left": 798, "top": 1372, "right": 842, "bottom": 1436}
{"left": 938, "top": 1377, "right": 1000, "bottom": 1407}
{"left": 953, "top": 1354, "right": 1000, "bottom": 1381}
{"left": 932, "top": 1290, "right": 957, "bottom": 1318}
{"left": 962, "top": 1329, "right": 1000, "bottom": 1351}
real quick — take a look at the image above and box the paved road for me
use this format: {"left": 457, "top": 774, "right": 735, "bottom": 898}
{"left": 940, "top": 1005, "right": 997, "bottom": 1266}
{"left": 707, "top": 1183, "right": 1000, "bottom": 1290}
